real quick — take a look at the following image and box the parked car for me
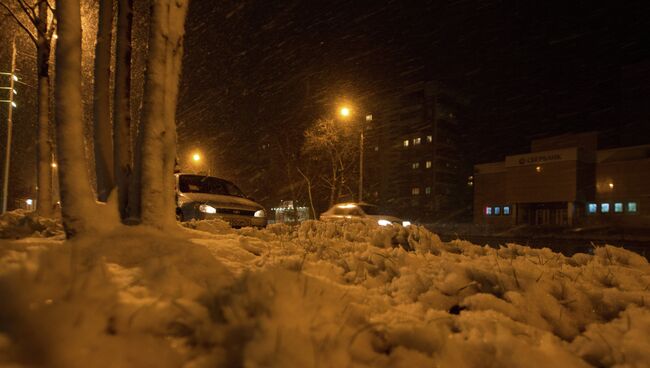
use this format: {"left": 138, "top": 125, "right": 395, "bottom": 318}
{"left": 175, "top": 173, "right": 267, "bottom": 228}
{"left": 320, "top": 202, "right": 411, "bottom": 227}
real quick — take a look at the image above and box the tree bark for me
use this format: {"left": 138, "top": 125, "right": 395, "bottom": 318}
{"left": 35, "top": 0, "right": 53, "bottom": 217}
{"left": 139, "top": 0, "right": 188, "bottom": 228}
{"left": 114, "top": 0, "right": 133, "bottom": 220}
{"left": 93, "top": 0, "right": 114, "bottom": 202}
{"left": 55, "top": 0, "right": 100, "bottom": 237}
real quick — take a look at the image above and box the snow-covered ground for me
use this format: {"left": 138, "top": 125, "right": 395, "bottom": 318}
{"left": 1, "top": 211, "right": 649, "bottom": 367}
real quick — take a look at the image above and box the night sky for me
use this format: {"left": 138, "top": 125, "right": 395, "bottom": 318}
{"left": 178, "top": 0, "right": 650, "bottom": 170}
{"left": 1, "top": 0, "right": 650, "bottom": 207}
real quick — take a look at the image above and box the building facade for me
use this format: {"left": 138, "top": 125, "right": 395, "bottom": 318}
{"left": 366, "top": 81, "right": 469, "bottom": 222}
{"left": 474, "top": 132, "right": 650, "bottom": 227}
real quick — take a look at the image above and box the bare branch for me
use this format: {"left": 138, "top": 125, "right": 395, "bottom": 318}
{"left": 46, "top": 15, "right": 56, "bottom": 39}
{"left": 15, "top": 0, "right": 37, "bottom": 25}
{"left": 0, "top": 1, "right": 37, "bottom": 44}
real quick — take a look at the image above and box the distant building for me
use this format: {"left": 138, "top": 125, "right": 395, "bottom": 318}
{"left": 474, "top": 132, "right": 650, "bottom": 227}
{"left": 366, "top": 81, "right": 469, "bottom": 222}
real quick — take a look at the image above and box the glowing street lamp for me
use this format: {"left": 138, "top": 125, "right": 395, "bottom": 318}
{"left": 192, "top": 153, "right": 201, "bottom": 162}
{"left": 339, "top": 106, "right": 351, "bottom": 118}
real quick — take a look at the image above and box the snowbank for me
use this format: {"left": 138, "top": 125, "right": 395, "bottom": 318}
{"left": 0, "top": 210, "right": 64, "bottom": 239}
{"left": 0, "top": 218, "right": 648, "bottom": 367}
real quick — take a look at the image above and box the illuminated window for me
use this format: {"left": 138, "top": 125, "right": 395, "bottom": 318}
{"left": 494, "top": 206, "right": 501, "bottom": 215}
{"left": 412, "top": 162, "right": 419, "bottom": 169}
{"left": 601, "top": 203, "right": 610, "bottom": 213}
{"left": 425, "top": 161, "right": 432, "bottom": 168}
{"left": 587, "top": 203, "right": 597, "bottom": 214}
{"left": 614, "top": 203, "right": 623, "bottom": 213}
{"left": 425, "top": 187, "right": 431, "bottom": 195}
{"left": 403, "top": 140, "right": 409, "bottom": 147}
{"left": 503, "top": 206, "right": 510, "bottom": 215}
{"left": 485, "top": 206, "right": 493, "bottom": 216}
{"left": 413, "top": 137, "right": 421, "bottom": 145}
{"left": 411, "top": 187, "right": 420, "bottom": 195}
{"left": 627, "top": 202, "right": 638, "bottom": 213}
{"left": 426, "top": 135, "right": 433, "bottom": 143}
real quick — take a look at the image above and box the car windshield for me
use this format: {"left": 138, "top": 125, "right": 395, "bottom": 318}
{"left": 358, "top": 204, "right": 384, "bottom": 215}
{"left": 178, "top": 175, "right": 246, "bottom": 197}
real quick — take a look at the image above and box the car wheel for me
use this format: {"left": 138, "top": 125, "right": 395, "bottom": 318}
{"left": 176, "top": 208, "right": 184, "bottom": 222}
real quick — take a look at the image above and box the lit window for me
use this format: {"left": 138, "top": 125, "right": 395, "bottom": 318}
{"left": 503, "top": 206, "right": 510, "bottom": 215}
{"left": 413, "top": 137, "right": 421, "bottom": 145}
{"left": 412, "top": 162, "right": 420, "bottom": 169}
{"left": 411, "top": 187, "right": 420, "bottom": 195}
{"left": 627, "top": 202, "right": 637, "bottom": 213}
{"left": 587, "top": 203, "right": 597, "bottom": 214}
{"left": 425, "top": 187, "right": 431, "bottom": 195}
{"left": 494, "top": 206, "right": 501, "bottom": 215}
{"left": 614, "top": 203, "right": 623, "bottom": 213}
{"left": 601, "top": 203, "right": 610, "bottom": 213}
{"left": 425, "top": 161, "right": 432, "bottom": 168}
{"left": 403, "top": 140, "right": 409, "bottom": 147}
{"left": 485, "top": 206, "right": 493, "bottom": 216}
{"left": 426, "top": 135, "right": 433, "bottom": 143}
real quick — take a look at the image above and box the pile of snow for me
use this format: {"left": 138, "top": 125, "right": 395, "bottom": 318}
{"left": 0, "top": 210, "right": 63, "bottom": 239}
{"left": 1, "top": 218, "right": 649, "bottom": 367}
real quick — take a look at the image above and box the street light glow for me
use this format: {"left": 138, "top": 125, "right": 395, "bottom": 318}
{"left": 51, "top": 162, "right": 57, "bottom": 168}
{"left": 11, "top": 101, "right": 16, "bottom": 108}
{"left": 192, "top": 153, "right": 201, "bottom": 162}
{"left": 339, "top": 106, "right": 351, "bottom": 117}
{"left": 12, "top": 74, "right": 17, "bottom": 82}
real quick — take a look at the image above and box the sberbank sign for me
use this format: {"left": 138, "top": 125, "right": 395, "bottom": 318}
{"left": 505, "top": 148, "right": 577, "bottom": 167}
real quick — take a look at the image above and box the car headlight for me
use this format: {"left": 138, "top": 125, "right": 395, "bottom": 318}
{"left": 377, "top": 219, "right": 392, "bottom": 226}
{"left": 199, "top": 204, "right": 217, "bottom": 214}
{"left": 254, "top": 209, "right": 266, "bottom": 218}
{"left": 402, "top": 221, "right": 411, "bottom": 227}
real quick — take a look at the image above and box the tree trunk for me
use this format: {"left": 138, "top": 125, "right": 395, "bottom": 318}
{"left": 114, "top": 0, "right": 133, "bottom": 220}
{"left": 139, "top": 0, "right": 189, "bottom": 228}
{"left": 93, "top": 0, "right": 114, "bottom": 202}
{"left": 35, "top": 0, "right": 53, "bottom": 217}
{"left": 55, "top": 0, "right": 100, "bottom": 237}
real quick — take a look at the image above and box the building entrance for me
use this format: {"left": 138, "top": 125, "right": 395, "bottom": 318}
{"left": 519, "top": 202, "right": 568, "bottom": 226}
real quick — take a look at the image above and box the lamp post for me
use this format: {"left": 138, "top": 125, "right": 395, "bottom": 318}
{"left": 338, "top": 106, "right": 372, "bottom": 202}
{"left": 1, "top": 38, "right": 17, "bottom": 213}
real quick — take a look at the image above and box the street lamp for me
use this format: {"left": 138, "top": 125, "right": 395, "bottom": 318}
{"left": 1, "top": 38, "right": 17, "bottom": 213}
{"left": 190, "top": 151, "right": 211, "bottom": 175}
{"left": 336, "top": 105, "right": 372, "bottom": 202}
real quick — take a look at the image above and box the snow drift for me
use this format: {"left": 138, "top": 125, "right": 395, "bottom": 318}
{"left": 0, "top": 217, "right": 648, "bottom": 367}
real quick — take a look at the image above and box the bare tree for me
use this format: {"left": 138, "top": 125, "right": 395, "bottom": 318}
{"left": 54, "top": 0, "right": 101, "bottom": 236}
{"left": 302, "top": 117, "right": 358, "bottom": 208}
{"left": 92, "top": 0, "right": 114, "bottom": 202}
{"left": 0, "top": 0, "right": 56, "bottom": 216}
{"left": 137, "top": 0, "right": 189, "bottom": 228}
{"left": 113, "top": 0, "right": 133, "bottom": 219}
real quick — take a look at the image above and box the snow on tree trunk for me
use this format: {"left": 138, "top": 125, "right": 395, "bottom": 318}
{"left": 93, "top": 0, "right": 114, "bottom": 202}
{"left": 113, "top": 0, "right": 133, "bottom": 220}
{"left": 139, "top": 0, "right": 189, "bottom": 228}
{"left": 35, "top": 1, "right": 53, "bottom": 217}
{"left": 55, "top": 0, "right": 107, "bottom": 237}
